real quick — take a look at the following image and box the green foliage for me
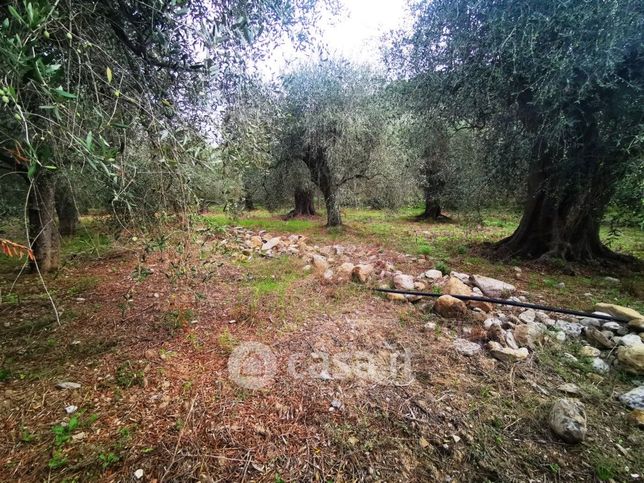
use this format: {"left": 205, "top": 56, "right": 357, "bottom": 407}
{"left": 52, "top": 416, "right": 79, "bottom": 446}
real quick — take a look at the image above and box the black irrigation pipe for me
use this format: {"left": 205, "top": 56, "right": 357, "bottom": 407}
{"left": 372, "top": 288, "right": 630, "bottom": 323}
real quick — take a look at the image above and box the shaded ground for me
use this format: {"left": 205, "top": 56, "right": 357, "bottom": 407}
{"left": 0, "top": 209, "right": 642, "bottom": 482}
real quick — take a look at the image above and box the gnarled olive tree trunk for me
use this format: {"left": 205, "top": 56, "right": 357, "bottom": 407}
{"left": 417, "top": 189, "right": 442, "bottom": 221}
{"left": 303, "top": 146, "right": 342, "bottom": 227}
{"left": 29, "top": 173, "right": 60, "bottom": 272}
{"left": 287, "top": 187, "right": 316, "bottom": 217}
{"left": 496, "top": 115, "right": 624, "bottom": 262}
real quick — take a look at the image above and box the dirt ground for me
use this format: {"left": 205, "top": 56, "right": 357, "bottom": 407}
{"left": 0, "top": 213, "right": 642, "bottom": 482}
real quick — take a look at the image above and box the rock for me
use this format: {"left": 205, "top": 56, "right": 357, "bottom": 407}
{"left": 602, "top": 321, "right": 622, "bottom": 331}
{"left": 591, "top": 357, "right": 610, "bottom": 375}
{"left": 594, "top": 303, "right": 641, "bottom": 321}
{"left": 323, "top": 269, "right": 334, "bottom": 281}
{"left": 65, "top": 405, "right": 78, "bottom": 414}
{"left": 549, "top": 399, "right": 587, "bottom": 443}
{"left": 487, "top": 341, "right": 529, "bottom": 362}
{"left": 484, "top": 318, "right": 502, "bottom": 330}
{"left": 505, "top": 331, "right": 519, "bottom": 350}
{"left": 470, "top": 274, "right": 516, "bottom": 298}
{"left": 562, "top": 353, "right": 578, "bottom": 363}
{"left": 250, "top": 235, "right": 263, "bottom": 248}
{"left": 56, "top": 382, "right": 81, "bottom": 390}
{"left": 554, "top": 320, "right": 583, "bottom": 337}
{"left": 585, "top": 327, "right": 615, "bottom": 349}
{"left": 617, "top": 345, "right": 644, "bottom": 375}
{"left": 555, "top": 282, "right": 565, "bottom": 289}
{"left": 386, "top": 292, "right": 407, "bottom": 303}
{"left": 467, "top": 300, "right": 493, "bottom": 313}
{"left": 423, "top": 321, "right": 437, "bottom": 331}
{"left": 629, "top": 318, "right": 644, "bottom": 332}
{"left": 261, "top": 237, "right": 281, "bottom": 251}
{"left": 450, "top": 271, "right": 471, "bottom": 284}
{"left": 134, "top": 469, "right": 144, "bottom": 480}
{"left": 514, "top": 322, "right": 544, "bottom": 350}
{"left": 604, "top": 276, "right": 620, "bottom": 284}
{"left": 579, "top": 345, "right": 601, "bottom": 358}
{"left": 518, "top": 309, "right": 536, "bottom": 324}
{"left": 337, "top": 262, "right": 355, "bottom": 277}
{"left": 423, "top": 269, "right": 443, "bottom": 280}
{"left": 628, "top": 409, "right": 644, "bottom": 428}
{"left": 579, "top": 317, "right": 603, "bottom": 328}
{"left": 453, "top": 338, "right": 482, "bottom": 356}
{"left": 619, "top": 386, "right": 644, "bottom": 409}
{"left": 352, "top": 264, "right": 374, "bottom": 283}
{"left": 393, "top": 273, "right": 415, "bottom": 291}
{"left": 558, "top": 383, "right": 581, "bottom": 395}
{"left": 444, "top": 277, "right": 472, "bottom": 296}
{"left": 330, "top": 399, "right": 343, "bottom": 410}
{"left": 311, "top": 254, "right": 329, "bottom": 272}
{"left": 552, "top": 331, "right": 566, "bottom": 343}
{"left": 619, "top": 334, "right": 643, "bottom": 347}
{"left": 434, "top": 295, "right": 467, "bottom": 318}
{"left": 302, "top": 264, "right": 312, "bottom": 272}
{"left": 71, "top": 432, "right": 87, "bottom": 441}
{"left": 486, "top": 324, "right": 507, "bottom": 344}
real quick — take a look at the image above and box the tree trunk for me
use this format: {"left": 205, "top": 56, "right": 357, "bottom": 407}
{"left": 417, "top": 189, "right": 442, "bottom": 220}
{"left": 322, "top": 187, "right": 342, "bottom": 227}
{"left": 495, "top": 117, "right": 624, "bottom": 262}
{"left": 495, "top": 180, "right": 619, "bottom": 262}
{"left": 55, "top": 184, "right": 79, "bottom": 236}
{"left": 28, "top": 173, "right": 60, "bottom": 272}
{"left": 291, "top": 188, "right": 316, "bottom": 216}
{"left": 244, "top": 195, "right": 255, "bottom": 211}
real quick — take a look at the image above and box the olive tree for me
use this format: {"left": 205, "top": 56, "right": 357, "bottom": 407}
{"left": 275, "top": 60, "right": 388, "bottom": 226}
{"left": 399, "top": 0, "right": 644, "bottom": 261}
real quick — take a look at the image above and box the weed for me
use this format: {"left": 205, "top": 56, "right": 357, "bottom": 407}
{"left": 20, "top": 427, "right": 35, "bottom": 443}
{"left": 48, "top": 451, "right": 67, "bottom": 469}
{"left": 131, "top": 264, "right": 153, "bottom": 282}
{"left": 0, "top": 367, "right": 10, "bottom": 381}
{"left": 217, "top": 328, "right": 238, "bottom": 354}
{"left": 162, "top": 308, "right": 193, "bottom": 332}
{"left": 115, "top": 361, "right": 144, "bottom": 388}
{"left": 1, "top": 291, "right": 19, "bottom": 305}
{"left": 435, "top": 261, "right": 450, "bottom": 275}
{"left": 53, "top": 416, "right": 79, "bottom": 446}
{"left": 98, "top": 452, "right": 120, "bottom": 468}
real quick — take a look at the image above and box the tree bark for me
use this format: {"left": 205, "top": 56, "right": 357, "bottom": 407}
{"left": 417, "top": 189, "right": 442, "bottom": 220}
{"left": 322, "top": 187, "right": 342, "bottom": 227}
{"left": 496, "top": 111, "right": 625, "bottom": 262}
{"left": 55, "top": 184, "right": 79, "bottom": 236}
{"left": 244, "top": 194, "right": 255, "bottom": 211}
{"left": 289, "top": 188, "right": 316, "bottom": 217}
{"left": 28, "top": 173, "right": 60, "bottom": 272}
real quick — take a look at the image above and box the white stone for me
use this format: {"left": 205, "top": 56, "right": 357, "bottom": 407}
{"left": 549, "top": 399, "right": 587, "bottom": 443}
{"left": 619, "top": 386, "right": 644, "bottom": 410}
{"left": 261, "top": 237, "right": 281, "bottom": 251}
{"left": 56, "top": 382, "right": 81, "bottom": 390}
{"left": 602, "top": 321, "right": 622, "bottom": 331}
{"left": 579, "top": 346, "right": 601, "bottom": 358}
{"left": 484, "top": 318, "right": 503, "bottom": 330}
{"left": 134, "top": 469, "right": 144, "bottom": 479}
{"left": 591, "top": 357, "right": 610, "bottom": 375}
{"left": 518, "top": 309, "right": 536, "bottom": 324}
{"left": 471, "top": 274, "right": 516, "bottom": 298}
{"left": 555, "top": 320, "right": 583, "bottom": 337}
{"left": 453, "top": 339, "right": 482, "bottom": 356}
{"left": 393, "top": 273, "right": 415, "bottom": 291}
{"left": 423, "top": 269, "right": 443, "bottom": 280}
{"left": 619, "top": 334, "right": 643, "bottom": 348}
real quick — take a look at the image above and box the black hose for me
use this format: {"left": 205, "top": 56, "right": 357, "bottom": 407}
{"left": 372, "top": 288, "right": 630, "bottom": 323}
